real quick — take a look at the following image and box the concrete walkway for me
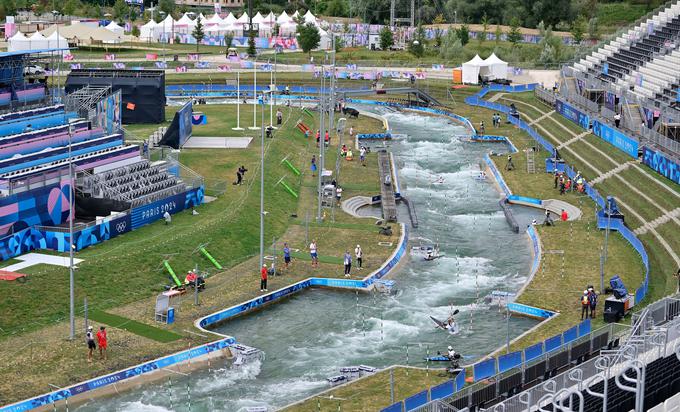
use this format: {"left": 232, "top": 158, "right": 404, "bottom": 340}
{"left": 590, "top": 160, "right": 638, "bottom": 185}
{"left": 557, "top": 131, "right": 590, "bottom": 149}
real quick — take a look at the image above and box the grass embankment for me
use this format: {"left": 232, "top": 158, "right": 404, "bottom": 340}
{"left": 283, "top": 367, "right": 449, "bottom": 412}
{"left": 489, "top": 92, "right": 679, "bottom": 313}
{"left": 0, "top": 102, "right": 390, "bottom": 405}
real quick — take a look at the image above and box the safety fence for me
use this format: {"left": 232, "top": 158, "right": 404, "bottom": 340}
{"left": 381, "top": 319, "right": 620, "bottom": 412}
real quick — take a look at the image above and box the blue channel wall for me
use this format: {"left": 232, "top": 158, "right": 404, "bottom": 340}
{"left": 197, "top": 224, "right": 409, "bottom": 331}
{"left": 0, "top": 337, "right": 235, "bottom": 412}
{"left": 466, "top": 86, "right": 650, "bottom": 307}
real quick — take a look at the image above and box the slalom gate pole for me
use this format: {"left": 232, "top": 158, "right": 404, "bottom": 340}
{"left": 200, "top": 247, "right": 223, "bottom": 270}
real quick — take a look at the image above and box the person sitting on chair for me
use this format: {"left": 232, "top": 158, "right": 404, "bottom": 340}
{"left": 185, "top": 271, "right": 197, "bottom": 287}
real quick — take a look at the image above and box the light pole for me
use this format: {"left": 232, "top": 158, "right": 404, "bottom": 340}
{"left": 317, "top": 63, "right": 325, "bottom": 223}
{"left": 259, "top": 93, "right": 265, "bottom": 271}
{"left": 600, "top": 198, "right": 612, "bottom": 292}
{"left": 68, "top": 121, "right": 75, "bottom": 340}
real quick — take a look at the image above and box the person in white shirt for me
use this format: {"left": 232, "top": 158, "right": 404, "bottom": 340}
{"left": 163, "top": 211, "right": 171, "bottom": 225}
{"left": 309, "top": 240, "right": 318, "bottom": 267}
{"left": 355, "top": 244, "right": 363, "bottom": 270}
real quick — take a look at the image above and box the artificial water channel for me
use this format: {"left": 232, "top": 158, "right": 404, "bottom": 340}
{"left": 74, "top": 107, "right": 541, "bottom": 411}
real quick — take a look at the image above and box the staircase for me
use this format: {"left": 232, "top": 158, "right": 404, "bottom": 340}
{"left": 590, "top": 160, "right": 637, "bottom": 185}
{"left": 634, "top": 207, "right": 680, "bottom": 235}
{"left": 526, "top": 148, "right": 536, "bottom": 173}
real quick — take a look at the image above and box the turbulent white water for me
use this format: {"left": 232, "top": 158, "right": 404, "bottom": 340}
{"left": 73, "top": 108, "right": 539, "bottom": 412}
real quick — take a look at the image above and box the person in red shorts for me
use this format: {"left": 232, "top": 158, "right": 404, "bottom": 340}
{"left": 97, "top": 326, "right": 108, "bottom": 360}
{"left": 561, "top": 209, "right": 569, "bottom": 222}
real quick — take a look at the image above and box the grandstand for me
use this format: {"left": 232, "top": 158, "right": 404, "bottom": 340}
{"left": 565, "top": 0, "right": 680, "bottom": 158}
{"left": 0, "top": 50, "right": 203, "bottom": 260}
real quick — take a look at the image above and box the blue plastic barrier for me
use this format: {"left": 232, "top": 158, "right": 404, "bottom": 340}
{"left": 507, "top": 195, "right": 542, "bottom": 205}
{"left": 578, "top": 319, "right": 591, "bottom": 337}
{"left": 592, "top": 120, "right": 638, "bottom": 158}
{"left": 545, "top": 334, "right": 563, "bottom": 352}
{"left": 484, "top": 155, "right": 513, "bottom": 196}
{"left": 430, "top": 380, "right": 455, "bottom": 400}
{"left": 455, "top": 368, "right": 466, "bottom": 391}
{"left": 473, "top": 358, "right": 497, "bottom": 382}
{"left": 498, "top": 351, "right": 522, "bottom": 373}
{"left": 381, "top": 402, "right": 403, "bottom": 412}
{"left": 563, "top": 326, "right": 578, "bottom": 344}
{"left": 404, "top": 390, "right": 428, "bottom": 411}
{"left": 524, "top": 342, "right": 544, "bottom": 362}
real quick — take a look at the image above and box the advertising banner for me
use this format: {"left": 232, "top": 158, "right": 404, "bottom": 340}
{"left": 555, "top": 99, "right": 590, "bottom": 129}
{"left": 643, "top": 147, "right": 680, "bottom": 184}
{"left": 591, "top": 120, "right": 639, "bottom": 158}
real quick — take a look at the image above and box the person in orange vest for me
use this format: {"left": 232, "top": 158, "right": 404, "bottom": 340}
{"left": 260, "top": 264, "right": 268, "bottom": 292}
{"left": 96, "top": 326, "right": 108, "bottom": 360}
{"left": 561, "top": 209, "right": 568, "bottom": 222}
{"left": 581, "top": 290, "right": 590, "bottom": 320}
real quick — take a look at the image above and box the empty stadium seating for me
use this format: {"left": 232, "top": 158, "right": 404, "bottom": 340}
{"left": 82, "top": 160, "right": 188, "bottom": 206}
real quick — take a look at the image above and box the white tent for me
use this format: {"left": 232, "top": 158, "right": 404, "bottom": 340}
{"left": 318, "top": 28, "right": 331, "bottom": 49}
{"left": 279, "top": 21, "right": 297, "bottom": 36}
{"left": 7, "top": 31, "right": 29, "bottom": 51}
{"left": 292, "top": 10, "right": 300, "bottom": 20}
{"left": 42, "top": 23, "right": 122, "bottom": 44}
{"left": 304, "top": 10, "right": 317, "bottom": 24}
{"left": 45, "top": 31, "right": 70, "bottom": 51}
{"left": 140, "top": 20, "right": 159, "bottom": 40}
{"left": 28, "top": 31, "right": 49, "bottom": 49}
{"left": 462, "top": 54, "right": 486, "bottom": 84}
{"left": 105, "top": 21, "right": 124, "bottom": 36}
{"left": 264, "top": 12, "right": 276, "bottom": 25}
{"left": 252, "top": 12, "right": 265, "bottom": 24}
{"left": 206, "top": 13, "right": 223, "bottom": 26}
{"left": 197, "top": 13, "right": 206, "bottom": 22}
{"left": 159, "top": 15, "right": 176, "bottom": 33}
{"left": 176, "top": 13, "right": 195, "bottom": 26}
{"left": 483, "top": 53, "right": 508, "bottom": 80}
{"left": 224, "top": 12, "right": 236, "bottom": 24}
{"left": 277, "top": 11, "right": 291, "bottom": 24}
{"left": 236, "top": 12, "right": 249, "bottom": 24}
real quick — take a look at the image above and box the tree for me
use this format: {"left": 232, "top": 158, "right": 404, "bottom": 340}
{"left": 570, "top": 15, "right": 586, "bottom": 44}
{"left": 272, "top": 23, "right": 280, "bottom": 36}
{"left": 379, "top": 25, "right": 393, "bottom": 50}
{"left": 587, "top": 17, "right": 599, "bottom": 41}
{"left": 297, "top": 22, "right": 321, "bottom": 56}
{"left": 192, "top": 16, "right": 204, "bottom": 52}
{"left": 159, "top": 0, "right": 175, "bottom": 16}
{"left": 433, "top": 13, "right": 445, "bottom": 25}
{"left": 62, "top": 0, "right": 78, "bottom": 17}
{"left": 478, "top": 13, "right": 488, "bottom": 43}
{"left": 334, "top": 35, "right": 344, "bottom": 52}
{"left": 325, "top": 0, "right": 347, "bottom": 17}
{"left": 112, "top": 0, "right": 129, "bottom": 23}
{"left": 131, "top": 24, "right": 140, "bottom": 38}
{"left": 439, "top": 30, "right": 463, "bottom": 60}
{"left": 408, "top": 26, "right": 426, "bottom": 58}
{"left": 455, "top": 24, "right": 469, "bottom": 46}
{"left": 494, "top": 24, "right": 502, "bottom": 44}
{"left": 247, "top": 29, "right": 256, "bottom": 57}
{"left": 507, "top": 17, "right": 522, "bottom": 47}
{"left": 129, "top": 7, "right": 137, "bottom": 22}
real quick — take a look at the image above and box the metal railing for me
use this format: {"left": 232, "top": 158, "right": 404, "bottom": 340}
{"left": 485, "top": 294, "right": 680, "bottom": 412}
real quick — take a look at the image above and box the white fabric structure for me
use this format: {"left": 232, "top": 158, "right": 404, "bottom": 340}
{"left": 277, "top": 11, "right": 291, "bottom": 24}
{"left": 28, "top": 31, "right": 49, "bottom": 49}
{"left": 42, "top": 23, "right": 122, "bottom": 44}
{"left": 176, "top": 13, "right": 195, "bottom": 26}
{"left": 45, "top": 31, "right": 70, "bottom": 50}
{"left": 206, "top": 13, "right": 223, "bottom": 26}
{"left": 279, "top": 21, "right": 297, "bottom": 36}
{"left": 304, "top": 10, "right": 317, "bottom": 24}
{"left": 292, "top": 10, "right": 300, "bottom": 20}
{"left": 462, "top": 54, "right": 486, "bottom": 84}
{"left": 483, "top": 53, "right": 508, "bottom": 80}
{"left": 236, "top": 12, "right": 249, "bottom": 24}
{"left": 252, "top": 12, "right": 265, "bottom": 24}
{"left": 197, "top": 13, "right": 206, "bottom": 22}
{"left": 105, "top": 21, "right": 124, "bottom": 36}
{"left": 140, "top": 19, "right": 159, "bottom": 40}
{"left": 7, "top": 31, "right": 29, "bottom": 51}
{"left": 223, "top": 12, "right": 236, "bottom": 24}
{"left": 158, "top": 15, "right": 176, "bottom": 34}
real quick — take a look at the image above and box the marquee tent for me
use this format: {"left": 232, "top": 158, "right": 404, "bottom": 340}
{"left": 42, "top": 23, "right": 122, "bottom": 44}
{"left": 206, "top": 13, "right": 223, "bottom": 26}
{"left": 483, "top": 53, "right": 508, "bottom": 80}
{"left": 140, "top": 19, "right": 159, "bottom": 40}
{"left": 105, "top": 21, "right": 124, "bottom": 36}
{"left": 277, "top": 11, "right": 291, "bottom": 24}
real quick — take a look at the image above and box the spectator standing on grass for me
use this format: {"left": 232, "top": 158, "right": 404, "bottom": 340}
{"left": 163, "top": 211, "right": 171, "bottom": 225}
{"left": 344, "top": 250, "right": 352, "bottom": 277}
{"left": 581, "top": 290, "right": 590, "bottom": 320}
{"left": 276, "top": 109, "right": 283, "bottom": 126}
{"left": 97, "top": 326, "right": 108, "bottom": 360}
{"left": 310, "top": 155, "right": 317, "bottom": 177}
{"left": 349, "top": 126, "right": 354, "bottom": 140}
{"left": 309, "top": 240, "right": 318, "bottom": 267}
{"left": 86, "top": 326, "right": 96, "bottom": 362}
{"left": 505, "top": 155, "right": 514, "bottom": 171}
{"left": 355, "top": 244, "right": 363, "bottom": 270}
{"left": 614, "top": 112, "right": 621, "bottom": 128}
{"left": 260, "top": 264, "right": 268, "bottom": 292}
{"left": 283, "top": 242, "right": 291, "bottom": 269}
{"left": 588, "top": 287, "right": 598, "bottom": 318}
{"left": 360, "top": 146, "right": 366, "bottom": 166}
{"left": 479, "top": 121, "right": 485, "bottom": 135}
